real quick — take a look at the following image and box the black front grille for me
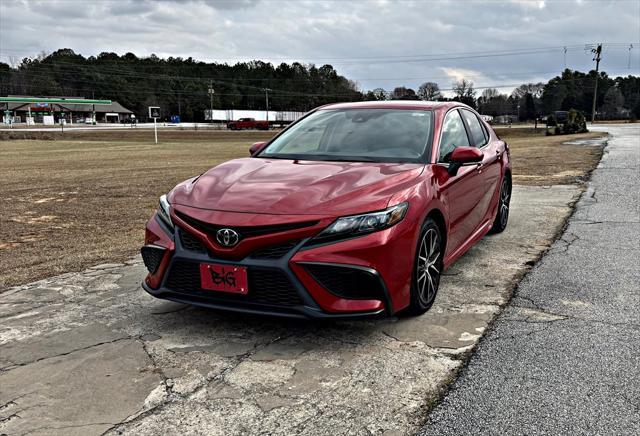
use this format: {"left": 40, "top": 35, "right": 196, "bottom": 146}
{"left": 180, "top": 230, "right": 206, "bottom": 253}
{"left": 249, "top": 240, "right": 299, "bottom": 259}
{"left": 304, "top": 264, "right": 385, "bottom": 300}
{"left": 174, "top": 210, "right": 318, "bottom": 240}
{"left": 141, "top": 246, "right": 165, "bottom": 274}
{"left": 165, "top": 260, "right": 303, "bottom": 307}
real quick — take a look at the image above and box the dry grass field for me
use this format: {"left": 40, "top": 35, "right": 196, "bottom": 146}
{"left": 0, "top": 128, "right": 604, "bottom": 289}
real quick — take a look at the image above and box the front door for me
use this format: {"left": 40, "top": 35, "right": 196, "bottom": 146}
{"left": 435, "top": 109, "right": 486, "bottom": 258}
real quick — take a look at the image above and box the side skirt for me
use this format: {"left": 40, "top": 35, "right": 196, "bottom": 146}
{"left": 443, "top": 219, "right": 493, "bottom": 269}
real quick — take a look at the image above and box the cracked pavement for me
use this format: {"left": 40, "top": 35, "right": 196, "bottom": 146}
{"left": 421, "top": 124, "right": 640, "bottom": 435}
{"left": 0, "top": 172, "right": 589, "bottom": 434}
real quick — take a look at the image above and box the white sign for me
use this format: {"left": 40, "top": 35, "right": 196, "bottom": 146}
{"left": 148, "top": 106, "right": 160, "bottom": 119}
{"left": 148, "top": 107, "right": 160, "bottom": 144}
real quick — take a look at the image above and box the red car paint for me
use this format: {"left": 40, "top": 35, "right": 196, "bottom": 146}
{"left": 142, "top": 101, "right": 511, "bottom": 318}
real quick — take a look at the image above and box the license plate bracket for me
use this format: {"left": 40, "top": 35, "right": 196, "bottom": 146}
{"left": 199, "top": 263, "right": 249, "bottom": 295}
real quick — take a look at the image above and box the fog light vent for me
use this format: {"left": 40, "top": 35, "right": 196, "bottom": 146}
{"left": 141, "top": 245, "right": 166, "bottom": 274}
{"left": 304, "top": 263, "right": 386, "bottom": 300}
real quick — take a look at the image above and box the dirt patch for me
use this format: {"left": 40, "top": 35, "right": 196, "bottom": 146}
{"left": 0, "top": 131, "right": 277, "bottom": 289}
{"left": 1, "top": 128, "right": 279, "bottom": 142}
{"left": 496, "top": 128, "right": 605, "bottom": 185}
{"left": 0, "top": 129, "right": 604, "bottom": 290}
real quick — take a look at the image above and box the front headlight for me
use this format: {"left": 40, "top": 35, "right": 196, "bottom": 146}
{"left": 314, "top": 202, "right": 408, "bottom": 243}
{"left": 157, "top": 194, "right": 174, "bottom": 230}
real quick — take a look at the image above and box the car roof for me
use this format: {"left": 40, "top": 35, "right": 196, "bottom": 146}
{"left": 318, "top": 100, "right": 466, "bottom": 111}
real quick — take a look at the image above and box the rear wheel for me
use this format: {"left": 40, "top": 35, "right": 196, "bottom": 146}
{"left": 490, "top": 174, "right": 511, "bottom": 234}
{"left": 403, "top": 218, "right": 443, "bottom": 316}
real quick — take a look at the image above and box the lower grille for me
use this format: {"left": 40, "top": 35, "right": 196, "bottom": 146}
{"left": 141, "top": 245, "right": 165, "bottom": 274}
{"left": 165, "top": 260, "right": 304, "bottom": 307}
{"left": 180, "top": 229, "right": 206, "bottom": 253}
{"left": 304, "top": 264, "right": 386, "bottom": 300}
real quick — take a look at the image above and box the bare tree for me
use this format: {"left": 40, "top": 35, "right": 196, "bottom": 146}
{"left": 391, "top": 86, "right": 419, "bottom": 100}
{"left": 371, "top": 88, "right": 388, "bottom": 100}
{"left": 452, "top": 79, "right": 476, "bottom": 99}
{"left": 511, "top": 82, "right": 544, "bottom": 99}
{"left": 452, "top": 79, "right": 476, "bottom": 107}
{"left": 8, "top": 56, "right": 21, "bottom": 69}
{"left": 417, "top": 82, "right": 442, "bottom": 101}
{"left": 480, "top": 88, "right": 500, "bottom": 100}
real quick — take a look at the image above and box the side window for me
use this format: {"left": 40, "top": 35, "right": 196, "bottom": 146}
{"left": 439, "top": 110, "right": 470, "bottom": 162}
{"left": 461, "top": 110, "right": 487, "bottom": 147}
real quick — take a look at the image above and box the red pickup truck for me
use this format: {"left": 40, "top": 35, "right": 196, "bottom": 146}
{"left": 227, "top": 118, "right": 269, "bottom": 130}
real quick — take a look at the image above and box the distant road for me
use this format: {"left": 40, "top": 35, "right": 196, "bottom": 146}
{"left": 0, "top": 122, "right": 224, "bottom": 132}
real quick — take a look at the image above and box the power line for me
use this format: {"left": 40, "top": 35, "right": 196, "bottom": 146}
{"left": 1, "top": 43, "right": 636, "bottom": 65}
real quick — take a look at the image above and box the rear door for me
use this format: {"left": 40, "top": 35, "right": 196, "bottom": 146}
{"left": 436, "top": 109, "right": 486, "bottom": 256}
{"left": 460, "top": 109, "right": 502, "bottom": 224}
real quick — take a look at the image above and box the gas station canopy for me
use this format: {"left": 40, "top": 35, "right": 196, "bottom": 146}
{"left": 0, "top": 97, "right": 112, "bottom": 105}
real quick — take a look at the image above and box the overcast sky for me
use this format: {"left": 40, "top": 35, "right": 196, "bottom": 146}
{"left": 1, "top": 0, "right": 638, "bottom": 95}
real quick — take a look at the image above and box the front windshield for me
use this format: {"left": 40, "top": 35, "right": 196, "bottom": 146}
{"left": 259, "top": 108, "right": 433, "bottom": 163}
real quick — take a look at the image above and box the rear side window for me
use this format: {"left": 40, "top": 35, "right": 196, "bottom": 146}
{"left": 439, "top": 110, "right": 470, "bottom": 162}
{"left": 461, "top": 109, "right": 487, "bottom": 147}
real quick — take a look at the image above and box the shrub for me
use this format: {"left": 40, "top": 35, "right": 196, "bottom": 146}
{"left": 546, "top": 115, "right": 557, "bottom": 127}
{"left": 563, "top": 109, "right": 588, "bottom": 134}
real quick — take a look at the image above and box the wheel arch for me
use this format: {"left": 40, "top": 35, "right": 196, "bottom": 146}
{"left": 503, "top": 167, "right": 512, "bottom": 182}
{"left": 425, "top": 207, "right": 447, "bottom": 254}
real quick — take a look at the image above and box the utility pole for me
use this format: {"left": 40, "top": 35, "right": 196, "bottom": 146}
{"left": 92, "top": 91, "right": 96, "bottom": 125}
{"left": 264, "top": 88, "right": 271, "bottom": 125}
{"left": 208, "top": 82, "right": 215, "bottom": 123}
{"left": 590, "top": 43, "right": 602, "bottom": 123}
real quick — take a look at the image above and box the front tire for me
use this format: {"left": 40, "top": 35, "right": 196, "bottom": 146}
{"left": 403, "top": 218, "right": 443, "bottom": 316}
{"left": 490, "top": 173, "right": 511, "bottom": 234}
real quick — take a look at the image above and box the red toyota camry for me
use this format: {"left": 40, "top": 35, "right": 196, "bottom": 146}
{"left": 141, "top": 101, "right": 511, "bottom": 318}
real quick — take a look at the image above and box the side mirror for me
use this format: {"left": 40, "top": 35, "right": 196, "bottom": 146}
{"left": 448, "top": 146, "right": 483, "bottom": 176}
{"left": 249, "top": 141, "right": 267, "bottom": 156}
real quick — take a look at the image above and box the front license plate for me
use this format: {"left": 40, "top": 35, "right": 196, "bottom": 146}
{"left": 199, "top": 263, "right": 249, "bottom": 295}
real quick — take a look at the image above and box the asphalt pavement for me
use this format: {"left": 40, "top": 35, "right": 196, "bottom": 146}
{"left": 420, "top": 124, "right": 640, "bottom": 435}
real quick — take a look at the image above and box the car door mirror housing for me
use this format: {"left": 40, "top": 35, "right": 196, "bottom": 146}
{"left": 450, "top": 146, "right": 483, "bottom": 164}
{"left": 447, "top": 146, "right": 483, "bottom": 176}
{"left": 249, "top": 141, "right": 267, "bottom": 156}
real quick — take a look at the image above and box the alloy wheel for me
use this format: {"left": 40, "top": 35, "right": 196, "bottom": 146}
{"left": 417, "top": 228, "right": 441, "bottom": 306}
{"left": 500, "top": 178, "right": 511, "bottom": 228}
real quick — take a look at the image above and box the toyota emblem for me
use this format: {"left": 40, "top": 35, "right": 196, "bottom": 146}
{"left": 216, "top": 228, "right": 240, "bottom": 247}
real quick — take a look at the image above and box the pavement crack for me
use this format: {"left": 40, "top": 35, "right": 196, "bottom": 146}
{"left": 0, "top": 336, "right": 131, "bottom": 372}
{"left": 17, "top": 421, "right": 119, "bottom": 436}
{"left": 102, "top": 333, "right": 297, "bottom": 435}
{"left": 381, "top": 331, "right": 401, "bottom": 342}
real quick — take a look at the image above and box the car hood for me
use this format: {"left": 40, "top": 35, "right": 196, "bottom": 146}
{"left": 170, "top": 157, "right": 424, "bottom": 216}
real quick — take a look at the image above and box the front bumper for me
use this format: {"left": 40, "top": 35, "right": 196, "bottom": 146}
{"left": 142, "top": 210, "right": 415, "bottom": 319}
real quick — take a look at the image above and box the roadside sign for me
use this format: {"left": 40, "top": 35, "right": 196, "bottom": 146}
{"left": 148, "top": 106, "right": 160, "bottom": 144}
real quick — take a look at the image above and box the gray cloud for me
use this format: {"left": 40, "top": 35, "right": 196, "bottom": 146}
{"left": 0, "top": 0, "right": 638, "bottom": 94}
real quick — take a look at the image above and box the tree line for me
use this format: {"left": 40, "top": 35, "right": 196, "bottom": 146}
{"left": 372, "top": 70, "right": 639, "bottom": 121}
{"left": 1, "top": 49, "right": 638, "bottom": 121}
{"left": 0, "top": 49, "right": 362, "bottom": 121}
